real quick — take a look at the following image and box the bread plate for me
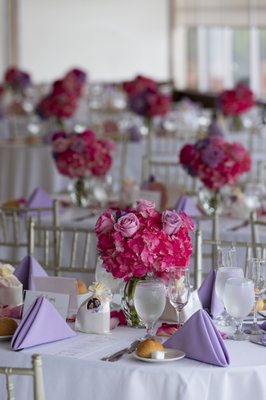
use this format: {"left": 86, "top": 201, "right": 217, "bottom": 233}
{"left": 133, "top": 348, "right": 185, "bottom": 363}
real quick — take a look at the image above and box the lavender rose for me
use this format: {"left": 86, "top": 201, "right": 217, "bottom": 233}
{"left": 162, "top": 210, "right": 182, "bottom": 235}
{"left": 95, "top": 212, "right": 115, "bottom": 236}
{"left": 136, "top": 199, "right": 155, "bottom": 213}
{"left": 114, "top": 213, "right": 140, "bottom": 237}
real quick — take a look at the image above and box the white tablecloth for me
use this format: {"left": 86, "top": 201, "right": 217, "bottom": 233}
{"left": 0, "top": 326, "right": 266, "bottom": 400}
{"left": 0, "top": 140, "right": 147, "bottom": 203}
{"left": 0, "top": 143, "right": 69, "bottom": 202}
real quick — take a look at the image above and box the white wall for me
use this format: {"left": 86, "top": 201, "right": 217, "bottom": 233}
{"left": 18, "top": 0, "right": 168, "bottom": 83}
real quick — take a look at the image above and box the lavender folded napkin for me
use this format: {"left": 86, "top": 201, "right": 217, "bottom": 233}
{"left": 259, "top": 321, "right": 266, "bottom": 331}
{"left": 175, "top": 195, "right": 201, "bottom": 217}
{"left": 14, "top": 256, "right": 47, "bottom": 290}
{"left": 198, "top": 270, "right": 224, "bottom": 318}
{"left": 165, "top": 309, "right": 230, "bottom": 367}
{"left": 11, "top": 296, "right": 76, "bottom": 350}
{"left": 25, "top": 187, "right": 53, "bottom": 215}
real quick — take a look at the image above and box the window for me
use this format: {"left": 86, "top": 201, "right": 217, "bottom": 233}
{"left": 173, "top": 0, "right": 266, "bottom": 97}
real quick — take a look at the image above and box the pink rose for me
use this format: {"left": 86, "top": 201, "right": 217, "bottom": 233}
{"left": 162, "top": 210, "right": 182, "bottom": 235}
{"left": 179, "top": 211, "right": 194, "bottom": 232}
{"left": 114, "top": 213, "right": 140, "bottom": 237}
{"left": 95, "top": 211, "right": 114, "bottom": 236}
{"left": 136, "top": 199, "right": 155, "bottom": 213}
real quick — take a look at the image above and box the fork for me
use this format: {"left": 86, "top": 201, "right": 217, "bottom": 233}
{"left": 101, "top": 339, "right": 141, "bottom": 362}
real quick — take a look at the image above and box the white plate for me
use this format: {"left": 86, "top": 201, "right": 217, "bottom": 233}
{"left": 133, "top": 348, "right": 185, "bottom": 363}
{"left": 0, "top": 335, "right": 13, "bottom": 341}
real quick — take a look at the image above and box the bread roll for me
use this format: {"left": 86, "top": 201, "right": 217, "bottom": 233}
{"left": 136, "top": 339, "right": 164, "bottom": 358}
{"left": 76, "top": 279, "right": 87, "bottom": 294}
{"left": 0, "top": 318, "right": 18, "bottom": 336}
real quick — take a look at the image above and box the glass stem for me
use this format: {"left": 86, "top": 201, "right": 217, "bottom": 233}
{"left": 146, "top": 323, "right": 153, "bottom": 338}
{"left": 253, "top": 296, "right": 259, "bottom": 326}
{"left": 235, "top": 318, "right": 243, "bottom": 335}
{"left": 175, "top": 308, "right": 180, "bottom": 325}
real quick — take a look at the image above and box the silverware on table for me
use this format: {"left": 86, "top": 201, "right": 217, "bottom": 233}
{"left": 250, "top": 339, "right": 266, "bottom": 347}
{"left": 101, "top": 339, "right": 141, "bottom": 362}
{"left": 226, "top": 220, "right": 249, "bottom": 232}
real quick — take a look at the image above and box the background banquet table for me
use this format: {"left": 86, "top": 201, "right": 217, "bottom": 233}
{"left": 1, "top": 326, "right": 266, "bottom": 400}
{"left": 0, "top": 142, "right": 69, "bottom": 202}
{"left": 0, "top": 139, "right": 147, "bottom": 203}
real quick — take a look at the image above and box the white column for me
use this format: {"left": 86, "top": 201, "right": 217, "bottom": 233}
{"left": 197, "top": 27, "right": 208, "bottom": 92}
{"left": 175, "top": 26, "right": 187, "bottom": 89}
{"left": 250, "top": 27, "right": 260, "bottom": 95}
{"left": 223, "top": 28, "right": 234, "bottom": 88}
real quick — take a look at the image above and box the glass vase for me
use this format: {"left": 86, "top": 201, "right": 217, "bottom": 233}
{"left": 121, "top": 277, "right": 145, "bottom": 328}
{"left": 72, "top": 177, "right": 88, "bottom": 207}
{"left": 198, "top": 188, "right": 222, "bottom": 215}
{"left": 228, "top": 115, "right": 243, "bottom": 132}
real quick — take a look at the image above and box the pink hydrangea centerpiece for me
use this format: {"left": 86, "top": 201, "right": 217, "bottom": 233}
{"left": 95, "top": 199, "right": 194, "bottom": 282}
{"left": 51, "top": 129, "right": 114, "bottom": 178}
{"left": 179, "top": 136, "right": 251, "bottom": 192}
{"left": 123, "top": 75, "right": 172, "bottom": 117}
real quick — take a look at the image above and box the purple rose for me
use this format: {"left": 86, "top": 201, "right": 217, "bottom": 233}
{"left": 114, "top": 213, "right": 140, "bottom": 237}
{"left": 201, "top": 144, "right": 224, "bottom": 168}
{"left": 95, "top": 212, "right": 114, "bottom": 236}
{"left": 136, "top": 199, "right": 155, "bottom": 213}
{"left": 162, "top": 210, "right": 182, "bottom": 235}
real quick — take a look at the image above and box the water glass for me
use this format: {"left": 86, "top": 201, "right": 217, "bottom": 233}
{"left": 134, "top": 277, "right": 166, "bottom": 338}
{"left": 223, "top": 277, "right": 255, "bottom": 340}
{"left": 217, "top": 247, "right": 237, "bottom": 269}
{"left": 215, "top": 266, "right": 244, "bottom": 326}
{"left": 245, "top": 258, "right": 266, "bottom": 335}
{"left": 167, "top": 268, "right": 190, "bottom": 325}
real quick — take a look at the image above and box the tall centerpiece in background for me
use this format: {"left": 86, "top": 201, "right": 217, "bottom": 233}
{"left": 51, "top": 129, "right": 114, "bottom": 206}
{"left": 179, "top": 136, "right": 251, "bottom": 214}
{"left": 218, "top": 83, "right": 254, "bottom": 131}
{"left": 95, "top": 199, "right": 193, "bottom": 326}
{"left": 36, "top": 68, "right": 87, "bottom": 130}
{"left": 1, "top": 66, "right": 32, "bottom": 115}
{"left": 122, "top": 75, "right": 172, "bottom": 153}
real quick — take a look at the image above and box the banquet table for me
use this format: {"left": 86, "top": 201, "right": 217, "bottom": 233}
{"left": 1, "top": 325, "right": 266, "bottom": 400}
{"left": 0, "top": 139, "right": 147, "bottom": 203}
{"left": 0, "top": 142, "right": 69, "bottom": 202}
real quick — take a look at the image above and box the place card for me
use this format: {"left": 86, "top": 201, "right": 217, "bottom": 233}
{"left": 33, "top": 276, "right": 78, "bottom": 316}
{"left": 23, "top": 290, "right": 70, "bottom": 320}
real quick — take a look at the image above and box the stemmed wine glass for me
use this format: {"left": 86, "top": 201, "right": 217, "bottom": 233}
{"left": 245, "top": 258, "right": 266, "bottom": 335}
{"left": 134, "top": 277, "right": 166, "bottom": 338}
{"left": 215, "top": 266, "right": 244, "bottom": 326}
{"left": 167, "top": 268, "right": 190, "bottom": 326}
{"left": 223, "top": 277, "right": 255, "bottom": 340}
{"left": 217, "top": 247, "right": 237, "bottom": 269}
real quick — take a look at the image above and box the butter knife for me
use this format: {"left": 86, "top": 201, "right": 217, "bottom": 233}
{"left": 101, "top": 339, "right": 141, "bottom": 362}
{"left": 250, "top": 339, "right": 266, "bottom": 347}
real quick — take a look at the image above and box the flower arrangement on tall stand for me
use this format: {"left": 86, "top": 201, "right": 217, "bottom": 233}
{"left": 36, "top": 68, "right": 87, "bottom": 131}
{"left": 51, "top": 129, "right": 114, "bottom": 207}
{"left": 1, "top": 66, "right": 32, "bottom": 116}
{"left": 179, "top": 136, "right": 251, "bottom": 214}
{"left": 218, "top": 83, "right": 254, "bottom": 131}
{"left": 123, "top": 75, "right": 172, "bottom": 157}
{"left": 95, "top": 199, "right": 194, "bottom": 326}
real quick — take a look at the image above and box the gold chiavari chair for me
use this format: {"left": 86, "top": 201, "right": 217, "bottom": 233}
{"left": 0, "top": 200, "right": 60, "bottom": 265}
{"left": 194, "top": 226, "right": 266, "bottom": 289}
{"left": 142, "top": 156, "right": 198, "bottom": 203}
{"left": 28, "top": 220, "right": 97, "bottom": 279}
{"left": 249, "top": 210, "right": 266, "bottom": 258}
{"left": 192, "top": 212, "right": 220, "bottom": 289}
{"left": 0, "top": 354, "right": 45, "bottom": 400}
